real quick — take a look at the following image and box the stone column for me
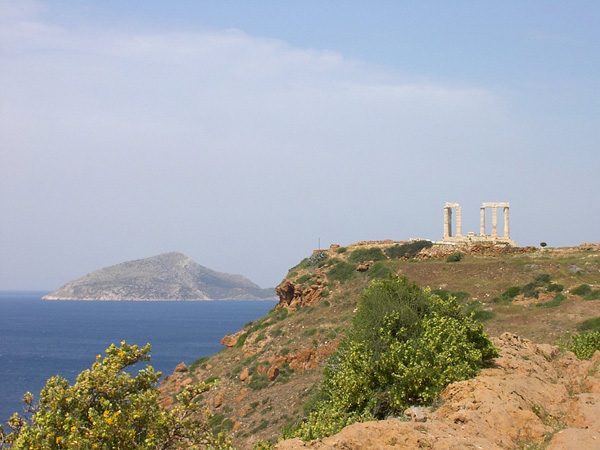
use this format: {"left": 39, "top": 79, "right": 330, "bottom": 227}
{"left": 443, "top": 207, "right": 448, "bottom": 238}
{"left": 456, "top": 206, "right": 462, "bottom": 237}
{"left": 480, "top": 207, "right": 486, "bottom": 236}
{"left": 504, "top": 206, "right": 510, "bottom": 238}
{"left": 492, "top": 207, "right": 498, "bottom": 237}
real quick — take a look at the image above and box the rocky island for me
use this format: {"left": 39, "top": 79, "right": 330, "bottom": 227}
{"left": 42, "top": 252, "right": 276, "bottom": 301}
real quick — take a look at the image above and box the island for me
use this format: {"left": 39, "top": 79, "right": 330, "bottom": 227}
{"left": 42, "top": 252, "right": 276, "bottom": 301}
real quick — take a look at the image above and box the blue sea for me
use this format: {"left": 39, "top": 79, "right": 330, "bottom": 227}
{"left": 0, "top": 292, "right": 277, "bottom": 424}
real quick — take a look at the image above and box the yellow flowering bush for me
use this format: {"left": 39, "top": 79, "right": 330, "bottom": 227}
{"left": 290, "top": 276, "right": 498, "bottom": 441}
{"left": 0, "top": 342, "right": 232, "bottom": 449}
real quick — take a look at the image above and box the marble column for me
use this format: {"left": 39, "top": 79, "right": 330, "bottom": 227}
{"left": 480, "top": 207, "right": 486, "bottom": 236}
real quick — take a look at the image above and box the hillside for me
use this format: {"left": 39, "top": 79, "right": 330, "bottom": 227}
{"left": 43, "top": 252, "right": 276, "bottom": 301}
{"left": 159, "top": 241, "right": 600, "bottom": 449}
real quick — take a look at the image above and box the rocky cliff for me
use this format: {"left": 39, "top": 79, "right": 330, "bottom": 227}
{"left": 43, "top": 252, "right": 276, "bottom": 300}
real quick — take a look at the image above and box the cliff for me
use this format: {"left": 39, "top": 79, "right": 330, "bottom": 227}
{"left": 159, "top": 241, "right": 600, "bottom": 449}
{"left": 43, "top": 252, "right": 276, "bottom": 301}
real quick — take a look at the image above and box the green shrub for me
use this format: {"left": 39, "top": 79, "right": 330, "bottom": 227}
{"left": 547, "top": 283, "right": 564, "bottom": 292}
{"left": 366, "top": 261, "right": 393, "bottom": 280}
{"left": 308, "top": 252, "right": 328, "bottom": 266}
{"left": 327, "top": 261, "right": 357, "bottom": 282}
{"left": 577, "top": 317, "right": 600, "bottom": 333}
{"left": 522, "top": 282, "right": 539, "bottom": 298}
{"left": 269, "top": 307, "right": 288, "bottom": 322}
{"left": 504, "top": 286, "right": 522, "bottom": 298}
{"left": 385, "top": 240, "right": 433, "bottom": 259}
{"left": 235, "top": 333, "right": 248, "bottom": 348}
{"left": 586, "top": 289, "right": 600, "bottom": 300}
{"left": 534, "top": 273, "right": 552, "bottom": 285}
{"left": 572, "top": 284, "right": 592, "bottom": 296}
{"left": 536, "top": 293, "right": 566, "bottom": 308}
{"left": 348, "top": 247, "right": 386, "bottom": 263}
{"left": 446, "top": 252, "right": 463, "bottom": 263}
{"left": 569, "top": 331, "right": 600, "bottom": 359}
{"left": 296, "top": 274, "right": 313, "bottom": 284}
{"left": 1, "top": 342, "right": 232, "bottom": 449}
{"left": 289, "top": 277, "right": 497, "bottom": 441}
{"left": 249, "top": 374, "right": 269, "bottom": 391}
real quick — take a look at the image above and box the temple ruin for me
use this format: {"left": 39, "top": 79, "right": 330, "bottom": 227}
{"left": 442, "top": 202, "right": 516, "bottom": 246}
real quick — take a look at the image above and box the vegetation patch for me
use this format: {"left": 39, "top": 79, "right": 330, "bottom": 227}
{"left": 189, "top": 355, "right": 211, "bottom": 371}
{"left": 366, "top": 261, "right": 393, "bottom": 280}
{"left": 384, "top": 240, "right": 433, "bottom": 259}
{"left": 577, "top": 317, "right": 600, "bottom": 333}
{"left": 327, "top": 261, "right": 357, "bottom": 282}
{"left": 569, "top": 331, "right": 600, "bottom": 360}
{"left": 348, "top": 247, "right": 386, "bottom": 263}
{"left": 446, "top": 252, "right": 463, "bottom": 263}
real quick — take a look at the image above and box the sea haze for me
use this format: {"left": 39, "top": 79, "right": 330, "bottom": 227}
{"left": 0, "top": 292, "right": 277, "bottom": 424}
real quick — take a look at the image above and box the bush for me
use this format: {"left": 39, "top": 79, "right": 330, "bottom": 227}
{"left": 366, "top": 261, "right": 393, "bottom": 280}
{"left": 572, "top": 284, "right": 592, "bottom": 297}
{"left": 504, "top": 286, "right": 522, "bottom": 299}
{"left": 535, "top": 293, "right": 566, "bottom": 308}
{"left": 446, "top": 252, "right": 463, "bottom": 263}
{"left": 289, "top": 277, "right": 498, "bottom": 440}
{"left": 384, "top": 240, "right": 433, "bottom": 259}
{"left": 569, "top": 331, "right": 600, "bottom": 360}
{"left": 577, "top": 317, "right": 600, "bottom": 333}
{"left": 327, "top": 261, "right": 357, "bottom": 282}
{"left": 249, "top": 374, "right": 269, "bottom": 391}
{"left": 308, "top": 252, "right": 328, "bottom": 266}
{"left": 587, "top": 290, "right": 600, "bottom": 300}
{"left": 534, "top": 273, "right": 552, "bottom": 285}
{"left": 296, "top": 274, "right": 313, "bottom": 284}
{"left": 0, "top": 342, "right": 232, "bottom": 449}
{"left": 348, "top": 247, "right": 386, "bottom": 263}
{"left": 547, "top": 283, "right": 564, "bottom": 293}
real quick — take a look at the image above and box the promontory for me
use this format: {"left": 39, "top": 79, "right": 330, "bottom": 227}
{"left": 42, "top": 252, "right": 276, "bottom": 301}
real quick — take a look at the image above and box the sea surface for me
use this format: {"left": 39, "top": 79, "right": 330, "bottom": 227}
{"left": 0, "top": 291, "right": 277, "bottom": 424}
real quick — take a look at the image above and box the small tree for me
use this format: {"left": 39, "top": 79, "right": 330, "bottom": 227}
{"left": 1, "top": 342, "right": 232, "bottom": 450}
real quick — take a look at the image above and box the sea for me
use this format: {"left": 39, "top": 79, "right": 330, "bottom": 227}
{"left": 0, "top": 291, "right": 277, "bottom": 424}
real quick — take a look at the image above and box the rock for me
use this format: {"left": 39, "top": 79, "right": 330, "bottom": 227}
{"left": 174, "top": 362, "right": 188, "bottom": 372}
{"left": 267, "top": 365, "right": 280, "bottom": 381}
{"left": 221, "top": 331, "right": 242, "bottom": 347}
{"left": 404, "top": 406, "right": 430, "bottom": 422}
{"left": 276, "top": 280, "right": 323, "bottom": 309}
{"left": 213, "top": 392, "right": 224, "bottom": 408}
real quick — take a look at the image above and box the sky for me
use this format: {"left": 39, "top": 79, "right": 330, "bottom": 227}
{"left": 1, "top": 1, "right": 599, "bottom": 290}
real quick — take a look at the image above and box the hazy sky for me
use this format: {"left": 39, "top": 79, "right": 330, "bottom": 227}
{"left": 1, "top": 1, "right": 599, "bottom": 290}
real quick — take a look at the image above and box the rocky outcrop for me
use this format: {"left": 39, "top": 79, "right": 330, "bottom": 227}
{"left": 221, "top": 331, "right": 244, "bottom": 347}
{"left": 276, "top": 280, "right": 323, "bottom": 309}
{"left": 276, "top": 333, "right": 600, "bottom": 450}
